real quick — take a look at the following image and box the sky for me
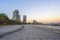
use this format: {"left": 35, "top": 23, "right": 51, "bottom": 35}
{"left": 0, "top": 0, "right": 60, "bottom": 23}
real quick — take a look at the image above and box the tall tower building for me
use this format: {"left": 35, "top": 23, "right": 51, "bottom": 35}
{"left": 12, "top": 10, "right": 20, "bottom": 22}
{"left": 23, "top": 15, "right": 26, "bottom": 23}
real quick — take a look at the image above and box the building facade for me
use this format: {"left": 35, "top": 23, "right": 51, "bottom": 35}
{"left": 23, "top": 15, "right": 26, "bottom": 23}
{"left": 12, "top": 10, "right": 20, "bottom": 22}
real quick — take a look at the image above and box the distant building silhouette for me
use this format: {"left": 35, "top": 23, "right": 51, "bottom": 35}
{"left": 12, "top": 10, "right": 20, "bottom": 22}
{"left": 23, "top": 15, "right": 26, "bottom": 23}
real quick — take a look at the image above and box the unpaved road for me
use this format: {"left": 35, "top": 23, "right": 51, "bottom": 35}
{"left": 0, "top": 25, "right": 60, "bottom": 40}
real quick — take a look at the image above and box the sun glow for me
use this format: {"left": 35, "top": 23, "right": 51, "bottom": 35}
{"left": 27, "top": 17, "right": 60, "bottom": 23}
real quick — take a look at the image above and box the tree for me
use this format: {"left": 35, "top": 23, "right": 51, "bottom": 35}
{"left": 0, "top": 13, "right": 9, "bottom": 24}
{"left": 0, "top": 13, "right": 21, "bottom": 25}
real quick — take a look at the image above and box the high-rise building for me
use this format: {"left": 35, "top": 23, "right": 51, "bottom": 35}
{"left": 23, "top": 15, "right": 26, "bottom": 23}
{"left": 12, "top": 10, "right": 20, "bottom": 22}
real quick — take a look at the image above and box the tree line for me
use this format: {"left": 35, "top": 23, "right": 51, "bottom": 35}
{"left": 0, "top": 13, "right": 21, "bottom": 25}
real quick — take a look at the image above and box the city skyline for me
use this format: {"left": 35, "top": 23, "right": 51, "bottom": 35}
{"left": 0, "top": 0, "right": 60, "bottom": 23}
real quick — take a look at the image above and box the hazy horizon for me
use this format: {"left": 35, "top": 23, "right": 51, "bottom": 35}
{"left": 0, "top": 0, "right": 60, "bottom": 23}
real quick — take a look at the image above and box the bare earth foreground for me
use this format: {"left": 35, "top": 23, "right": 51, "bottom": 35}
{"left": 0, "top": 25, "right": 60, "bottom": 40}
